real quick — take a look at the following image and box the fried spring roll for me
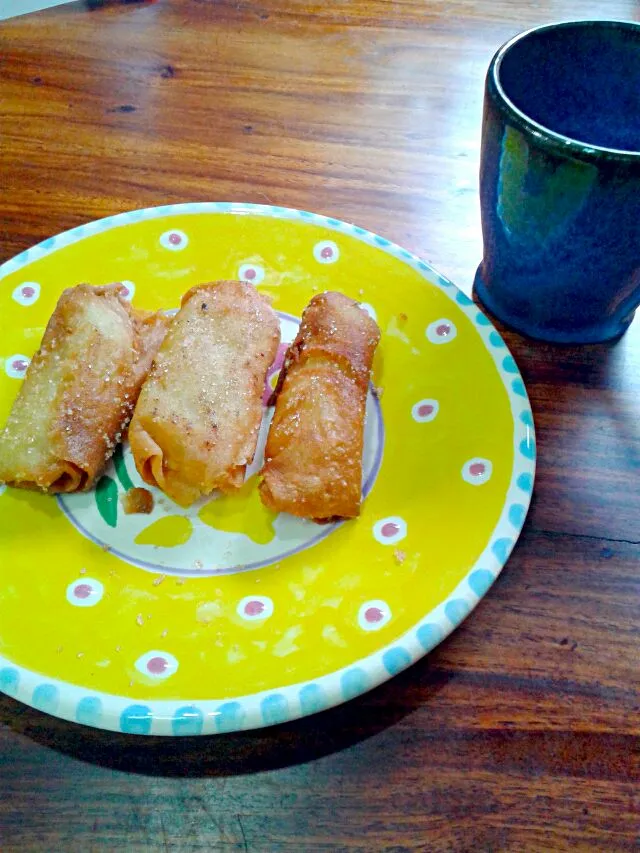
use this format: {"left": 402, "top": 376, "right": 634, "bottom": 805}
{"left": 0, "top": 284, "right": 168, "bottom": 493}
{"left": 259, "top": 291, "right": 380, "bottom": 521}
{"left": 129, "top": 280, "right": 280, "bottom": 507}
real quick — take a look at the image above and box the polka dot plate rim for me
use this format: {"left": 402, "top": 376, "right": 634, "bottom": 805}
{"left": 0, "top": 202, "right": 535, "bottom": 736}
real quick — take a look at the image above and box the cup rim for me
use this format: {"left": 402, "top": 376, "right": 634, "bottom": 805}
{"left": 489, "top": 19, "right": 640, "bottom": 162}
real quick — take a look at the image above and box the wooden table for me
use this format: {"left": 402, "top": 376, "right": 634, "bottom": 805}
{"left": 1, "top": 1, "right": 638, "bottom": 850}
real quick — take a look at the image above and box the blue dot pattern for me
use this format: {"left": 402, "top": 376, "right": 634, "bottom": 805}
{"left": 445, "top": 599, "right": 470, "bottom": 624}
{"left": 417, "top": 623, "right": 444, "bottom": 650}
{"left": 489, "top": 330, "right": 505, "bottom": 348}
{"left": 520, "top": 436, "right": 535, "bottom": 459}
{"left": 32, "top": 684, "right": 59, "bottom": 714}
{"left": 215, "top": 701, "right": 245, "bottom": 733}
{"left": 469, "top": 569, "right": 494, "bottom": 598}
{"left": 502, "top": 355, "right": 518, "bottom": 373}
{"left": 120, "top": 704, "right": 153, "bottom": 735}
{"left": 508, "top": 503, "right": 526, "bottom": 527}
{"left": 299, "top": 684, "right": 327, "bottom": 715}
{"left": 172, "top": 705, "right": 204, "bottom": 736}
{"left": 76, "top": 696, "right": 102, "bottom": 727}
{"left": 341, "top": 668, "right": 369, "bottom": 700}
{"left": 476, "top": 311, "right": 491, "bottom": 326}
{"left": 261, "top": 694, "right": 289, "bottom": 726}
{"left": 383, "top": 647, "right": 412, "bottom": 675}
{"left": 31, "top": 684, "right": 60, "bottom": 714}
{"left": 492, "top": 538, "right": 513, "bottom": 563}
{"left": 517, "top": 472, "right": 533, "bottom": 492}
{"left": 512, "top": 378, "right": 527, "bottom": 397}
{"left": 0, "top": 667, "right": 19, "bottom": 697}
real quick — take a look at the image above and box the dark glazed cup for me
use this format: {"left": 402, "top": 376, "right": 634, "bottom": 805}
{"left": 473, "top": 20, "right": 640, "bottom": 343}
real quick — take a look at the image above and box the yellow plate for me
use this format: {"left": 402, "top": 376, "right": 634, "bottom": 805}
{"left": 0, "top": 204, "right": 535, "bottom": 735}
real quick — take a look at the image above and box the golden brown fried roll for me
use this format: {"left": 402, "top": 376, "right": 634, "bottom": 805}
{"left": 129, "top": 280, "right": 280, "bottom": 508}
{"left": 259, "top": 291, "right": 380, "bottom": 521}
{"left": 0, "top": 284, "right": 168, "bottom": 493}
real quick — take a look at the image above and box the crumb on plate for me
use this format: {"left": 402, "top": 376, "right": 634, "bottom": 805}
{"left": 122, "top": 486, "right": 154, "bottom": 515}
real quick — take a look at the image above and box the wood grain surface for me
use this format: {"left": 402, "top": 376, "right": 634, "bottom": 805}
{"left": 1, "top": 1, "right": 639, "bottom": 850}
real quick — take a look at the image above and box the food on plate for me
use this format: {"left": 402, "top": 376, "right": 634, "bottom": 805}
{"left": 0, "top": 284, "right": 167, "bottom": 493}
{"left": 129, "top": 280, "right": 280, "bottom": 507}
{"left": 122, "top": 486, "right": 154, "bottom": 515}
{"left": 259, "top": 291, "right": 380, "bottom": 521}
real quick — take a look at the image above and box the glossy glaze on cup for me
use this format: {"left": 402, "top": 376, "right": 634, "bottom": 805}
{"left": 474, "top": 20, "right": 640, "bottom": 343}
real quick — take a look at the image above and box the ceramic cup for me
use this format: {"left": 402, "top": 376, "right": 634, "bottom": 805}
{"left": 473, "top": 20, "right": 640, "bottom": 343}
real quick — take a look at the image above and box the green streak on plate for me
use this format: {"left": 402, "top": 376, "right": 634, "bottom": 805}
{"left": 113, "top": 444, "right": 134, "bottom": 491}
{"left": 95, "top": 475, "right": 118, "bottom": 528}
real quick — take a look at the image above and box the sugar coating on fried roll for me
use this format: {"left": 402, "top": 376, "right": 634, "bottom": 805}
{"left": 129, "top": 280, "right": 281, "bottom": 508}
{"left": 259, "top": 291, "right": 380, "bottom": 521}
{"left": 0, "top": 284, "right": 168, "bottom": 493}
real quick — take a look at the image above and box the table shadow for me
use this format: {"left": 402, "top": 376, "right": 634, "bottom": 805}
{"left": 473, "top": 290, "right": 640, "bottom": 391}
{"left": 0, "top": 649, "right": 454, "bottom": 778}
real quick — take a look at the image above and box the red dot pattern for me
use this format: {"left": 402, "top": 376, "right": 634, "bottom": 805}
{"left": 73, "top": 583, "right": 92, "bottom": 600}
{"left": 364, "top": 606, "right": 384, "bottom": 623}
{"left": 147, "top": 656, "right": 168, "bottom": 674}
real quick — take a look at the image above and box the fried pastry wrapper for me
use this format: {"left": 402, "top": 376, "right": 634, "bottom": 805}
{"left": 129, "top": 280, "right": 280, "bottom": 508}
{"left": 260, "top": 291, "right": 380, "bottom": 521}
{"left": 0, "top": 284, "right": 168, "bottom": 493}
